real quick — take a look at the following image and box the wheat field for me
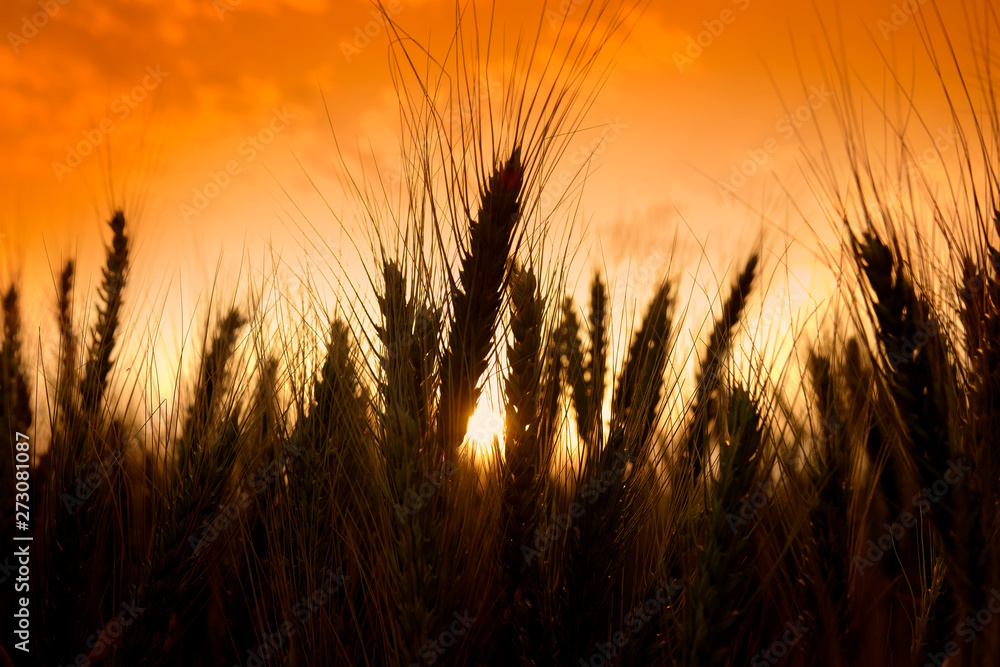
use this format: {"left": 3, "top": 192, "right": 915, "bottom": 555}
{"left": 2, "top": 1, "right": 1000, "bottom": 666}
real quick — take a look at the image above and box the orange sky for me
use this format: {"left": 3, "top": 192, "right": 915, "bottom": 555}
{"left": 0, "top": 0, "right": 984, "bottom": 371}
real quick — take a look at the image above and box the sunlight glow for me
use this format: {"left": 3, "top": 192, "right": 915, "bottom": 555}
{"left": 462, "top": 398, "right": 505, "bottom": 461}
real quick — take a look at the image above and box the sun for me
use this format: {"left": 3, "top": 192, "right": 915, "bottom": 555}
{"left": 463, "top": 398, "right": 505, "bottom": 460}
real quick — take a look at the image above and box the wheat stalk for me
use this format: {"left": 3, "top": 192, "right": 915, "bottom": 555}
{"left": 612, "top": 277, "right": 674, "bottom": 455}
{"left": 116, "top": 419, "right": 241, "bottom": 666}
{"left": 39, "top": 214, "right": 131, "bottom": 662}
{"left": 582, "top": 274, "right": 609, "bottom": 445}
{"left": 499, "top": 266, "right": 548, "bottom": 661}
{"left": 680, "top": 385, "right": 764, "bottom": 667}
{"left": 80, "top": 211, "right": 129, "bottom": 414}
{"left": 1, "top": 284, "right": 32, "bottom": 441}
{"left": 683, "top": 253, "right": 759, "bottom": 480}
{"left": 439, "top": 148, "right": 524, "bottom": 459}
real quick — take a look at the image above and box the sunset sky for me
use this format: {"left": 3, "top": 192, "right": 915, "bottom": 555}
{"left": 0, "top": 0, "right": 983, "bottom": 374}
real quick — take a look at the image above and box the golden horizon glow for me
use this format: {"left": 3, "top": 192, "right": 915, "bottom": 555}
{"left": 1, "top": 0, "right": 986, "bottom": 424}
